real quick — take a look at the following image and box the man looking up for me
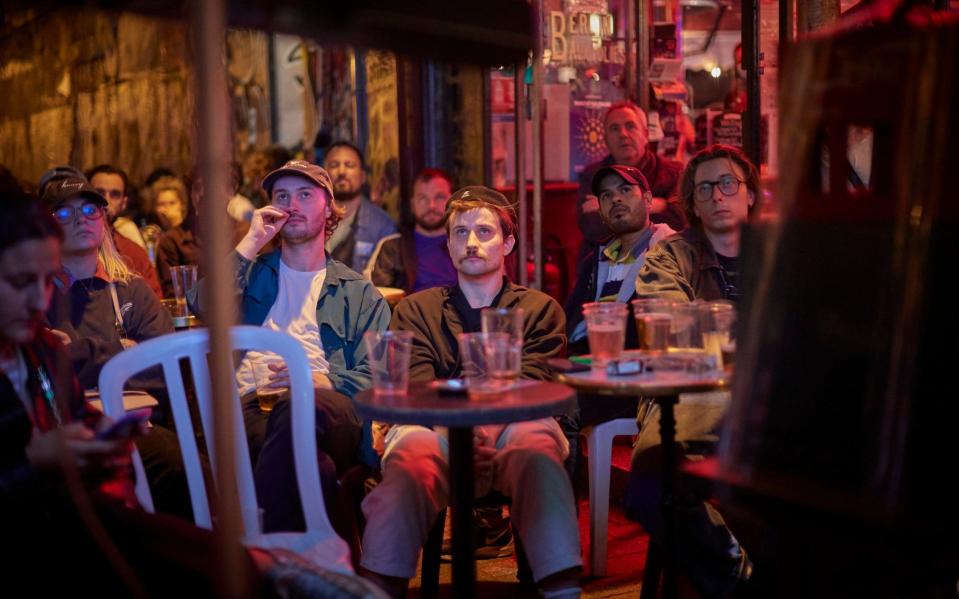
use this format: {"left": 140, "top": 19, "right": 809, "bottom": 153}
{"left": 627, "top": 145, "right": 760, "bottom": 597}
{"left": 87, "top": 164, "right": 162, "bottom": 298}
{"left": 366, "top": 167, "right": 458, "bottom": 293}
{"left": 566, "top": 165, "right": 677, "bottom": 354}
{"left": 360, "top": 186, "right": 582, "bottom": 599}
{"left": 323, "top": 141, "right": 396, "bottom": 274}
{"left": 561, "top": 165, "right": 677, "bottom": 480}
{"left": 190, "top": 160, "right": 391, "bottom": 531}
{"left": 577, "top": 101, "right": 686, "bottom": 246}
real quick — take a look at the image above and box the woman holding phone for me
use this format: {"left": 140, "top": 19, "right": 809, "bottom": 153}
{"left": 0, "top": 190, "right": 268, "bottom": 596}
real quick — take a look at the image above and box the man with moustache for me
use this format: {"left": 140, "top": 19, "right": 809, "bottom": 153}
{"left": 323, "top": 141, "right": 397, "bottom": 273}
{"left": 360, "top": 186, "right": 582, "bottom": 599}
{"left": 190, "top": 160, "right": 391, "bottom": 531}
{"left": 577, "top": 101, "right": 686, "bottom": 246}
{"left": 366, "top": 167, "right": 458, "bottom": 293}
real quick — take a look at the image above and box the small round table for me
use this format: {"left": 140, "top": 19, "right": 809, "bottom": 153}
{"left": 352, "top": 381, "right": 576, "bottom": 599}
{"left": 556, "top": 366, "right": 732, "bottom": 599}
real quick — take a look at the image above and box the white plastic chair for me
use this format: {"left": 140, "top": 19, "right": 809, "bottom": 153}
{"left": 98, "top": 325, "right": 353, "bottom": 573}
{"left": 583, "top": 417, "right": 639, "bottom": 577}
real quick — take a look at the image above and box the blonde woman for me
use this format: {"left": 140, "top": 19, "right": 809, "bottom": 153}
{"left": 149, "top": 175, "right": 189, "bottom": 231}
{"left": 42, "top": 177, "right": 173, "bottom": 390}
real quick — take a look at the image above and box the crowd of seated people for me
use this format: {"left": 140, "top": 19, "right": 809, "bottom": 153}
{"left": 0, "top": 116, "right": 761, "bottom": 597}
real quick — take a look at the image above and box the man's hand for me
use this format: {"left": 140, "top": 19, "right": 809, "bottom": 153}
{"left": 265, "top": 362, "right": 335, "bottom": 392}
{"left": 48, "top": 328, "right": 72, "bottom": 346}
{"left": 120, "top": 338, "right": 138, "bottom": 350}
{"left": 235, "top": 205, "right": 290, "bottom": 260}
{"left": 582, "top": 194, "right": 600, "bottom": 215}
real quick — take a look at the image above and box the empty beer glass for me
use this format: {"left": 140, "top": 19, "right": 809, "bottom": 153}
{"left": 364, "top": 330, "right": 414, "bottom": 394}
{"left": 481, "top": 307, "right": 524, "bottom": 381}
{"left": 170, "top": 265, "right": 197, "bottom": 318}
{"left": 700, "top": 301, "right": 736, "bottom": 369}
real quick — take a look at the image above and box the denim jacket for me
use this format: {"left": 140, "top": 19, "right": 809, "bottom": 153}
{"left": 189, "top": 250, "right": 391, "bottom": 465}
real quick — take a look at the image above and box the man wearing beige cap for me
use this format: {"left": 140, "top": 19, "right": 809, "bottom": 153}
{"left": 190, "top": 159, "right": 390, "bottom": 531}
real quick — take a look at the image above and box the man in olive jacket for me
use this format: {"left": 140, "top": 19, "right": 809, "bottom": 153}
{"left": 629, "top": 145, "right": 759, "bottom": 598}
{"left": 359, "top": 186, "right": 583, "bottom": 599}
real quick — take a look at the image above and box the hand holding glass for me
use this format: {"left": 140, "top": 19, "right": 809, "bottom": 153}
{"left": 252, "top": 354, "right": 287, "bottom": 413}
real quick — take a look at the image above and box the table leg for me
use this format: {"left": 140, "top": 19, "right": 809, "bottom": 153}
{"left": 449, "top": 426, "right": 476, "bottom": 599}
{"left": 658, "top": 395, "right": 679, "bottom": 599}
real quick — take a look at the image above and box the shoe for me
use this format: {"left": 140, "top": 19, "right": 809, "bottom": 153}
{"left": 441, "top": 508, "right": 515, "bottom": 561}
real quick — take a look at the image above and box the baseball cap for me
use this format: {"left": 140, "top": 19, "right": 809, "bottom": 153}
{"left": 39, "top": 165, "right": 86, "bottom": 195}
{"left": 41, "top": 176, "right": 108, "bottom": 209}
{"left": 261, "top": 160, "right": 335, "bottom": 199}
{"left": 591, "top": 165, "right": 651, "bottom": 197}
{"left": 447, "top": 185, "right": 517, "bottom": 221}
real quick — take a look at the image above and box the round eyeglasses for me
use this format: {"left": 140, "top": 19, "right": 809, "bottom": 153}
{"left": 52, "top": 202, "right": 104, "bottom": 225}
{"left": 694, "top": 175, "right": 745, "bottom": 203}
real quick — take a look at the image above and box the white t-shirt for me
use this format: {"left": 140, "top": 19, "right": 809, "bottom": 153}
{"left": 235, "top": 260, "right": 330, "bottom": 396}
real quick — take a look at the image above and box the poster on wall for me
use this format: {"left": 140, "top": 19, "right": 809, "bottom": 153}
{"left": 364, "top": 50, "right": 400, "bottom": 220}
{"left": 708, "top": 110, "right": 743, "bottom": 148}
{"left": 570, "top": 98, "right": 611, "bottom": 179}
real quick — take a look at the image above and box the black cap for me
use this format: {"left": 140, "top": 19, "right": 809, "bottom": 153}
{"left": 39, "top": 165, "right": 86, "bottom": 195}
{"left": 41, "top": 176, "right": 108, "bottom": 209}
{"left": 447, "top": 185, "right": 517, "bottom": 221}
{"left": 591, "top": 165, "right": 651, "bottom": 197}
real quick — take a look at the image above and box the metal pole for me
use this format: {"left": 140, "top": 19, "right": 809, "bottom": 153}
{"left": 532, "top": 0, "right": 544, "bottom": 291}
{"left": 637, "top": 0, "right": 651, "bottom": 111}
{"left": 515, "top": 63, "right": 528, "bottom": 286}
{"left": 192, "top": 1, "right": 246, "bottom": 597}
{"left": 743, "top": 0, "right": 761, "bottom": 167}
{"left": 482, "top": 68, "right": 493, "bottom": 188}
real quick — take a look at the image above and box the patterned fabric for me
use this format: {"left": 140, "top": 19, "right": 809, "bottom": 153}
{"left": 596, "top": 238, "right": 640, "bottom": 302}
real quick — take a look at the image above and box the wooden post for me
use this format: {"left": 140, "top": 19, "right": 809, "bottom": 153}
{"left": 192, "top": 0, "right": 247, "bottom": 596}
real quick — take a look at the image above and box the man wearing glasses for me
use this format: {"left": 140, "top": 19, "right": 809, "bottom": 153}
{"left": 189, "top": 160, "right": 391, "bottom": 531}
{"left": 87, "top": 164, "right": 162, "bottom": 298}
{"left": 627, "top": 145, "right": 760, "bottom": 598}
{"left": 635, "top": 144, "right": 759, "bottom": 302}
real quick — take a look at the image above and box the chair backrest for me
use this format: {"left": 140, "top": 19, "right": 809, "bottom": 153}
{"left": 98, "top": 326, "right": 333, "bottom": 541}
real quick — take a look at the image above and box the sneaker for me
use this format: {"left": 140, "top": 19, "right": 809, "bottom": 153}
{"left": 441, "top": 507, "right": 515, "bottom": 560}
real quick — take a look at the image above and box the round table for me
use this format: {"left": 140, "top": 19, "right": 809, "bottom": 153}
{"left": 352, "top": 381, "right": 575, "bottom": 599}
{"left": 557, "top": 365, "right": 731, "bottom": 599}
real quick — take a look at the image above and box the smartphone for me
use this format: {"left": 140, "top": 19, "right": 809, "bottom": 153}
{"left": 97, "top": 408, "right": 151, "bottom": 441}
